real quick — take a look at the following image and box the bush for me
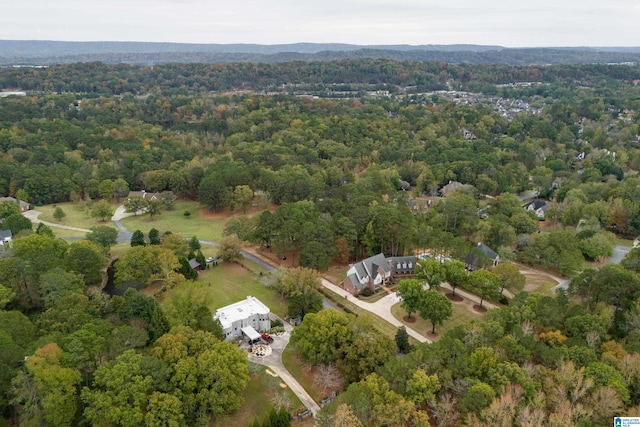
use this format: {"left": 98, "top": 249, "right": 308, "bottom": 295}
{"left": 359, "top": 287, "right": 374, "bottom": 297}
{"left": 271, "top": 318, "right": 284, "bottom": 328}
{"left": 499, "top": 295, "right": 509, "bottom": 305}
{"left": 183, "top": 210, "right": 191, "bottom": 217}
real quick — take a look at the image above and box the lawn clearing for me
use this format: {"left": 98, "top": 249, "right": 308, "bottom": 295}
{"left": 282, "top": 347, "right": 342, "bottom": 404}
{"left": 121, "top": 200, "right": 229, "bottom": 242}
{"left": 320, "top": 287, "right": 419, "bottom": 346}
{"left": 391, "top": 296, "right": 486, "bottom": 340}
{"left": 37, "top": 201, "right": 114, "bottom": 230}
{"left": 213, "top": 364, "right": 305, "bottom": 427}
{"left": 50, "top": 228, "right": 90, "bottom": 241}
{"left": 195, "top": 262, "right": 288, "bottom": 318}
{"left": 522, "top": 273, "right": 559, "bottom": 294}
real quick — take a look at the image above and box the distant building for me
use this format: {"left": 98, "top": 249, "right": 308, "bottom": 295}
{"left": 465, "top": 242, "right": 499, "bottom": 270}
{"left": 0, "top": 230, "right": 12, "bottom": 248}
{"left": 343, "top": 254, "right": 418, "bottom": 295}
{"left": 0, "top": 197, "right": 29, "bottom": 212}
{"left": 188, "top": 258, "right": 202, "bottom": 272}
{"left": 213, "top": 296, "right": 271, "bottom": 342}
{"left": 127, "top": 190, "right": 160, "bottom": 201}
{"left": 523, "top": 200, "right": 550, "bottom": 220}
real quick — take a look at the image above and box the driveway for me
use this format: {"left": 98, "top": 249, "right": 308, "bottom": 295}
{"left": 22, "top": 210, "right": 92, "bottom": 233}
{"left": 247, "top": 323, "right": 321, "bottom": 415}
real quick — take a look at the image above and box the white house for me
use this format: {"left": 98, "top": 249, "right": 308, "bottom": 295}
{"left": 0, "top": 230, "right": 12, "bottom": 248}
{"left": 523, "top": 200, "right": 550, "bottom": 220}
{"left": 213, "top": 296, "right": 271, "bottom": 342}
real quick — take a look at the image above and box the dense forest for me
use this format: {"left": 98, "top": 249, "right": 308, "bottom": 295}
{"left": 1, "top": 59, "right": 640, "bottom": 426}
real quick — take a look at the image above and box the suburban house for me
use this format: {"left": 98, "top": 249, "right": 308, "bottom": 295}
{"left": 344, "top": 253, "right": 391, "bottom": 295}
{"left": 127, "top": 190, "right": 160, "bottom": 201}
{"left": 188, "top": 258, "right": 202, "bottom": 272}
{"left": 439, "top": 181, "right": 473, "bottom": 197}
{"left": 0, "top": 197, "right": 29, "bottom": 212}
{"left": 465, "top": 242, "right": 500, "bottom": 270}
{"left": 0, "top": 230, "right": 12, "bottom": 248}
{"left": 344, "top": 254, "right": 418, "bottom": 295}
{"left": 388, "top": 255, "right": 417, "bottom": 278}
{"left": 523, "top": 200, "right": 550, "bottom": 220}
{"left": 213, "top": 296, "right": 271, "bottom": 342}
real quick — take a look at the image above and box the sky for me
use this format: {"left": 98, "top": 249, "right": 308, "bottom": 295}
{"left": 1, "top": 0, "right": 639, "bottom": 47}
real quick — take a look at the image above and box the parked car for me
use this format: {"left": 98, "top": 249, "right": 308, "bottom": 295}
{"left": 261, "top": 333, "right": 274, "bottom": 344}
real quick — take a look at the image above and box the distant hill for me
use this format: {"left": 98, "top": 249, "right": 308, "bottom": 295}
{"left": 0, "top": 40, "right": 639, "bottom": 66}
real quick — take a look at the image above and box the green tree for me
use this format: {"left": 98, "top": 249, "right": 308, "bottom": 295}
{"left": 36, "top": 222, "right": 55, "bottom": 237}
{"left": 406, "top": 369, "right": 440, "bottom": 406}
{"left": 98, "top": 179, "right": 116, "bottom": 201}
{"left": 397, "top": 279, "right": 425, "bottom": 319}
{"left": 91, "top": 199, "right": 114, "bottom": 222}
{"left": 131, "top": 229, "right": 146, "bottom": 247}
{"left": 148, "top": 228, "right": 161, "bottom": 245}
{"left": 53, "top": 206, "right": 66, "bottom": 221}
{"left": 291, "top": 309, "right": 355, "bottom": 365}
{"left": 124, "top": 196, "right": 147, "bottom": 216}
{"left": 198, "top": 173, "right": 231, "bottom": 213}
{"left": 395, "top": 326, "right": 411, "bottom": 354}
{"left": 82, "top": 350, "right": 155, "bottom": 427}
{"left": 340, "top": 319, "right": 397, "bottom": 383}
{"left": 274, "top": 266, "right": 320, "bottom": 298}
{"left": 288, "top": 291, "right": 323, "bottom": 320}
{"left": 188, "top": 236, "right": 201, "bottom": 251}
{"left": 113, "top": 178, "right": 130, "bottom": 202}
{"left": 3, "top": 213, "right": 32, "bottom": 235}
{"left": 38, "top": 267, "right": 85, "bottom": 307}
{"left": 86, "top": 226, "right": 118, "bottom": 251}
{"left": 493, "top": 263, "right": 526, "bottom": 294}
{"left": 12, "top": 343, "right": 82, "bottom": 427}
{"left": 161, "top": 233, "right": 190, "bottom": 258}
{"left": 145, "top": 392, "right": 186, "bottom": 427}
{"left": 578, "top": 234, "right": 614, "bottom": 261}
{"left": 0, "top": 200, "right": 21, "bottom": 220}
{"left": 233, "top": 185, "right": 253, "bottom": 213}
{"left": 468, "top": 270, "right": 502, "bottom": 308}
{"left": 444, "top": 259, "right": 467, "bottom": 297}
{"left": 415, "top": 257, "right": 446, "bottom": 290}
{"left": 218, "top": 234, "right": 244, "bottom": 262}
{"left": 159, "top": 191, "right": 177, "bottom": 210}
{"left": 147, "top": 198, "right": 163, "bottom": 219}
{"left": 64, "top": 241, "right": 107, "bottom": 285}
{"left": 419, "top": 290, "right": 453, "bottom": 334}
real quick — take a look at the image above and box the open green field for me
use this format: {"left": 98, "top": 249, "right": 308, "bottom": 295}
{"left": 194, "top": 263, "right": 288, "bottom": 318}
{"left": 37, "top": 201, "right": 113, "bottom": 230}
{"left": 213, "top": 364, "right": 305, "bottom": 427}
{"left": 390, "top": 298, "right": 486, "bottom": 340}
{"left": 121, "top": 200, "right": 229, "bottom": 242}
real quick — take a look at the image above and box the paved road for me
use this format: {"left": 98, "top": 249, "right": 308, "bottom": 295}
{"left": 610, "top": 245, "right": 632, "bottom": 265}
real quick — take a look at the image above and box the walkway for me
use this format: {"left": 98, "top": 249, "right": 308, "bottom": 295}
{"left": 320, "top": 278, "right": 431, "bottom": 343}
{"left": 247, "top": 324, "right": 321, "bottom": 415}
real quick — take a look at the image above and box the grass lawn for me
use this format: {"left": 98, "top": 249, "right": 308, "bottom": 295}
{"left": 50, "top": 228, "right": 90, "bottom": 241}
{"left": 282, "top": 347, "right": 342, "bottom": 404}
{"left": 522, "top": 273, "right": 559, "bottom": 295}
{"left": 615, "top": 237, "right": 635, "bottom": 247}
{"left": 121, "top": 200, "right": 229, "bottom": 242}
{"left": 195, "top": 263, "right": 288, "bottom": 318}
{"left": 213, "top": 364, "right": 305, "bottom": 427}
{"left": 321, "top": 287, "right": 419, "bottom": 346}
{"left": 390, "top": 298, "right": 486, "bottom": 340}
{"left": 37, "top": 201, "right": 114, "bottom": 230}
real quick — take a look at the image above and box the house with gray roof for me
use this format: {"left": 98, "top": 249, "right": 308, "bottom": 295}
{"left": 523, "top": 200, "right": 550, "bottom": 220}
{"left": 344, "top": 253, "right": 391, "bottom": 295}
{"left": 0, "top": 197, "right": 29, "bottom": 212}
{"left": 464, "top": 242, "right": 499, "bottom": 270}
{"left": 387, "top": 255, "right": 417, "bottom": 278}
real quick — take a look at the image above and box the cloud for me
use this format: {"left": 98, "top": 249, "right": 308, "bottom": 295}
{"left": 0, "top": 0, "right": 638, "bottom": 46}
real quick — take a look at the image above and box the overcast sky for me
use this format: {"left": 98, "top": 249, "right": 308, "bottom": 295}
{"left": 1, "top": 0, "right": 638, "bottom": 47}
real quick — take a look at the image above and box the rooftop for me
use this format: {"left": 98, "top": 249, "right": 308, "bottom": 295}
{"left": 213, "top": 296, "right": 270, "bottom": 330}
